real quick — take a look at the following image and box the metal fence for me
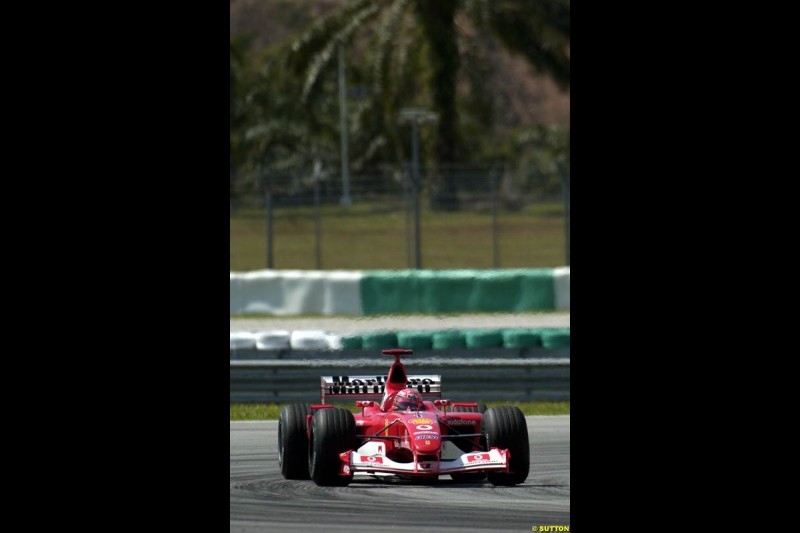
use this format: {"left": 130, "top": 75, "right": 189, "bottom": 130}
{"left": 230, "top": 348, "right": 570, "bottom": 403}
{"left": 230, "top": 163, "right": 570, "bottom": 271}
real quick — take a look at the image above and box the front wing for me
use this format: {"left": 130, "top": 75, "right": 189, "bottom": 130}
{"left": 340, "top": 443, "right": 509, "bottom": 476}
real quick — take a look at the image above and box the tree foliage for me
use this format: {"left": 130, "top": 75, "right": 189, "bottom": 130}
{"left": 230, "top": 0, "right": 570, "bottom": 210}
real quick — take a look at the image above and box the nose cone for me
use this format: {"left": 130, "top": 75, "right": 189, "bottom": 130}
{"left": 406, "top": 416, "right": 441, "bottom": 453}
{"left": 413, "top": 435, "right": 441, "bottom": 453}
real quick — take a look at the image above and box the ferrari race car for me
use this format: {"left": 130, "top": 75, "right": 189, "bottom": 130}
{"left": 278, "top": 349, "right": 529, "bottom": 486}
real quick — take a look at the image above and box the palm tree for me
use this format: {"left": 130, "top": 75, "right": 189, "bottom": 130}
{"left": 230, "top": 35, "right": 253, "bottom": 210}
{"left": 286, "top": 0, "right": 569, "bottom": 210}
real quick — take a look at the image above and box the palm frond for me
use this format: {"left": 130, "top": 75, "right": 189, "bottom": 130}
{"left": 462, "top": 0, "right": 490, "bottom": 29}
{"left": 486, "top": 1, "right": 570, "bottom": 89}
{"left": 300, "top": 3, "right": 381, "bottom": 102}
{"left": 371, "top": 0, "right": 412, "bottom": 98}
{"left": 288, "top": 0, "right": 375, "bottom": 71}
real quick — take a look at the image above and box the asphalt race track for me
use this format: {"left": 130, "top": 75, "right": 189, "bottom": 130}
{"left": 230, "top": 415, "right": 570, "bottom": 533}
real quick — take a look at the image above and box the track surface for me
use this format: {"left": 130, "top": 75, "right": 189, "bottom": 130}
{"left": 230, "top": 415, "right": 570, "bottom": 533}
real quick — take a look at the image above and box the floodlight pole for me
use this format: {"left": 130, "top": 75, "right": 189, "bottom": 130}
{"left": 338, "top": 43, "right": 352, "bottom": 206}
{"left": 410, "top": 120, "right": 421, "bottom": 269}
{"left": 399, "top": 108, "right": 438, "bottom": 270}
{"left": 263, "top": 170, "right": 274, "bottom": 269}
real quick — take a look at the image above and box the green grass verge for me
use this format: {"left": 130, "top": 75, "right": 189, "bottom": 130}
{"left": 231, "top": 201, "right": 566, "bottom": 271}
{"left": 230, "top": 401, "right": 569, "bottom": 420}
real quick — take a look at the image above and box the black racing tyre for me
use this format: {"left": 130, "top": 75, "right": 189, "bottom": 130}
{"left": 278, "top": 403, "right": 311, "bottom": 479}
{"left": 309, "top": 408, "right": 356, "bottom": 486}
{"left": 452, "top": 402, "right": 487, "bottom": 414}
{"left": 483, "top": 406, "right": 530, "bottom": 486}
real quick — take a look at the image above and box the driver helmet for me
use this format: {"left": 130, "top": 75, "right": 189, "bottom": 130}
{"left": 393, "top": 388, "right": 423, "bottom": 411}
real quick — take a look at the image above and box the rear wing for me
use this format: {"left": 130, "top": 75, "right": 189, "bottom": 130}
{"left": 320, "top": 375, "right": 442, "bottom": 403}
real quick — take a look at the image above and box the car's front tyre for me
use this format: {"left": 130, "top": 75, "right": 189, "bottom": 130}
{"left": 308, "top": 408, "right": 356, "bottom": 486}
{"left": 483, "top": 406, "right": 530, "bottom": 486}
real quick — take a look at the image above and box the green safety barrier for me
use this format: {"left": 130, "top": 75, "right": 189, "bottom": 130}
{"left": 339, "top": 335, "right": 363, "bottom": 349}
{"left": 431, "top": 330, "right": 467, "bottom": 350}
{"left": 541, "top": 328, "right": 570, "bottom": 348}
{"left": 333, "top": 327, "right": 567, "bottom": 350}
{"left": 501, "top": 328, "right": 544, "bottom": 348}
{"left": 361, "top": 331, "right": 398, "bottom": 349}
{"left": 360, "top": 269, "right": 557, "bottom": 315}
{"left": 464, "top": 329, "right": 505, "bottom": 349}
{"left": 396, "top": 331, "right": 434, "bottom": 350}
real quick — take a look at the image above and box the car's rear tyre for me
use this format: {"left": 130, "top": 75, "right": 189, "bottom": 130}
{"left": 483, "top": 406, "right": 530, "bottom": 486}
{"left": 309, "top": 408, "right": 356, "bottom": 486}
{"left": 278, "top": 403, "right": 311, "bottom": 479}
{"left": 452, "top": 402, "right": 487, "bottom": 414}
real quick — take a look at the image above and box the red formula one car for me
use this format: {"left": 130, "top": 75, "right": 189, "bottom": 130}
{"left": 278, "top": 349, "right": 529, "bottom": 486}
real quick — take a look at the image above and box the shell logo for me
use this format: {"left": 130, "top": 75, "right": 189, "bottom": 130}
{"left": 408, "top": 418, "right": 433, "bottom": 425}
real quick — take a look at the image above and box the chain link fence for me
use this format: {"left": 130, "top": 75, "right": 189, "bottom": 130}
{"left": 230, "top": 162, "right": 569, "bottom": 271}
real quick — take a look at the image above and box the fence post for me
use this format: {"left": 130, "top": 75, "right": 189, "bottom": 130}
{"left": 338, "top": 43, "right": 352, "bottom": 206}
{"left": 411, "top": 121, "right": 422, "bottom": 269}
{"left": 404, "top": 164, "right": 412, "bottom": 268}
{"left": 399, "top": 108, "right": 438, "bottom": 269}
{"left": 490, "top": 165, "right": 499, "bottom": 268}
{"left": 314, "top": 172, "right": 322, "bottom": 269}
{"left": 263, "top": 171, "right": 274, "bottom": 269}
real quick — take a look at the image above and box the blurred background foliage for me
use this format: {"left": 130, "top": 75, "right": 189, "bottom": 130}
{"left": 230, "top": 0, "right": 570, "bottom": 211}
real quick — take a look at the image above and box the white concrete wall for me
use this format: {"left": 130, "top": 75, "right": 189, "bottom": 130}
{"left": 553, "top": 267, "right": 570, "bottom": 310}
{"left": 230, "top": 268, "right": 571, "bottom": 315}
{"left": 230, "top": 270, "right": 363, "bottom": 315}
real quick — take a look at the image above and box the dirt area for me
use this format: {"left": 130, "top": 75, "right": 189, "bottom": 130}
{"left": 230, "top": 312, "right": 570, "bottom": 333}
